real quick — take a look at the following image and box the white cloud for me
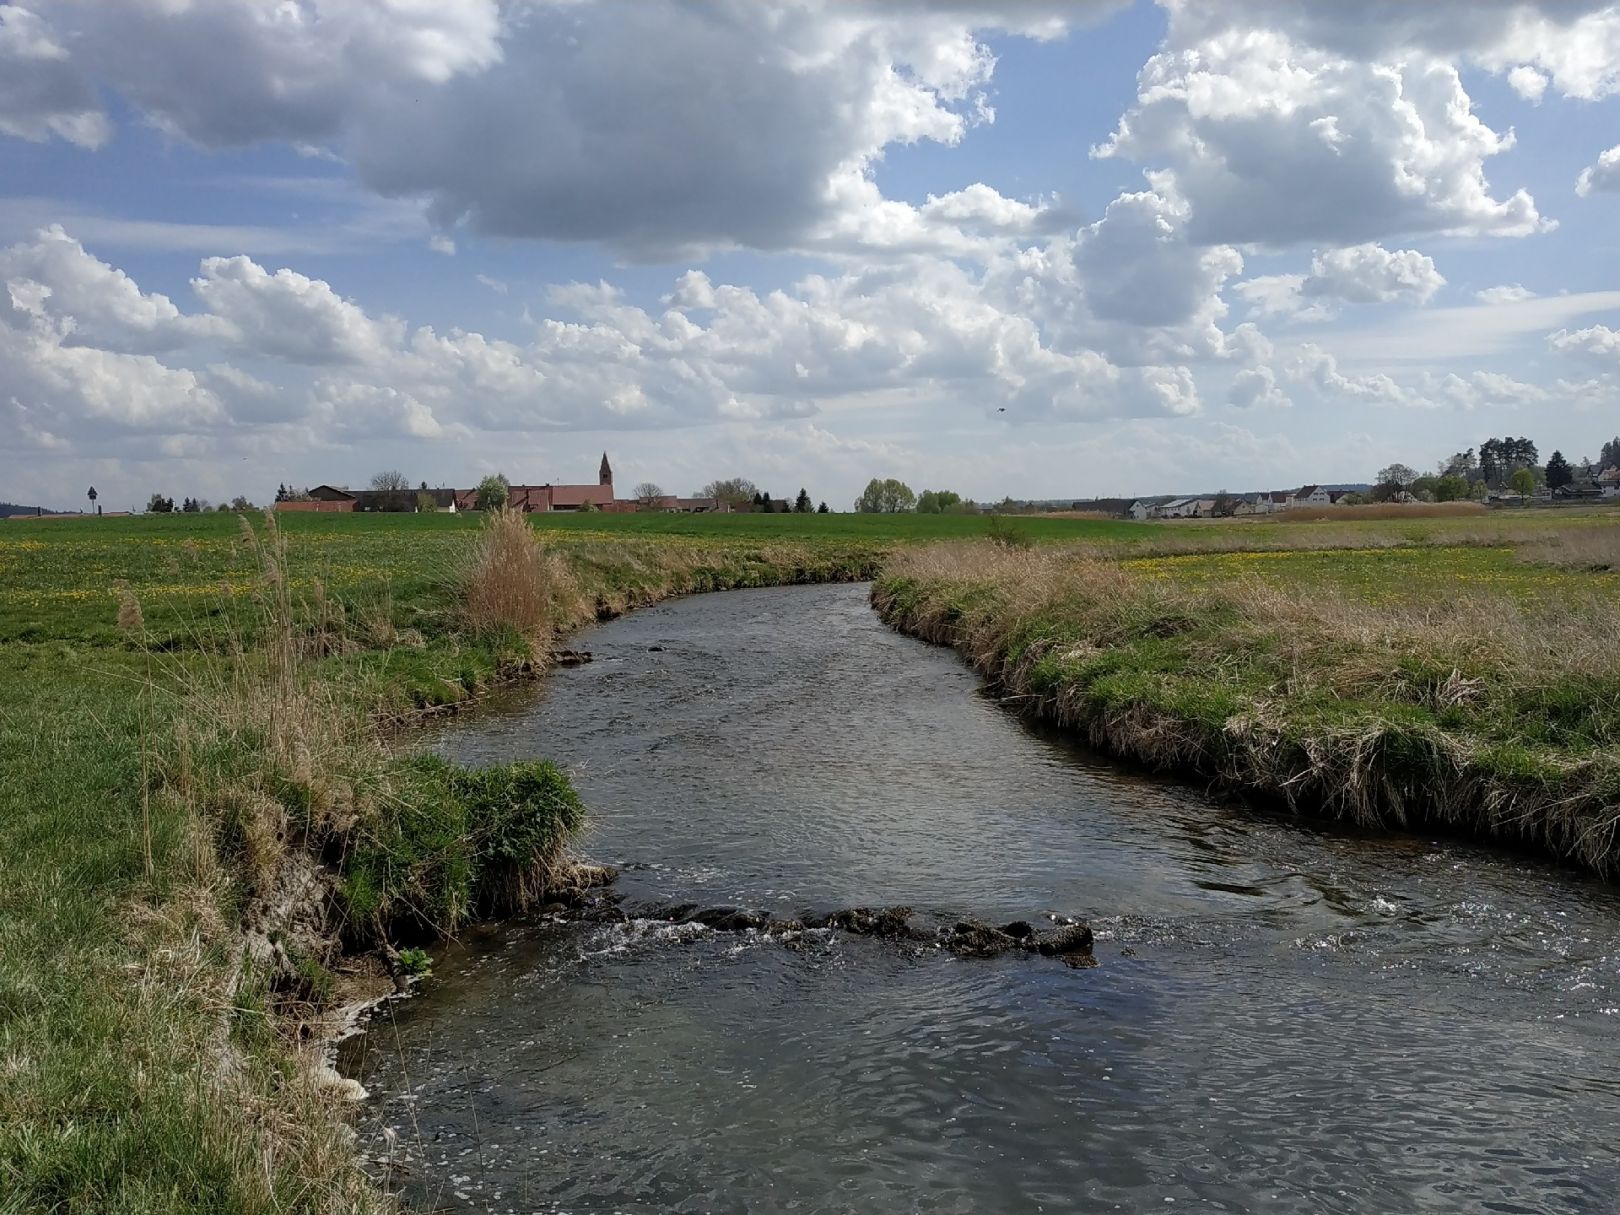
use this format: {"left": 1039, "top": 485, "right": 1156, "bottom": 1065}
{"left": 8, "top": 0, "right": 1120, "bottom": 260}
{"left": 1549, "top": 324, "right": 1620, "bottom": 362}
{"left": 1285, "top": 343, "right": 1553, "bottom": 411}
{"left": 0, "top": 4, "right": 108, "bottom": 147}
{"left": 1237, "top": 243, "right": 1443, "bottom": 320}
{"left": 1475, "top": 284, "right": 1536, "bottom": 304}
{"left": 1228, "top": 365, "right": 1291, "bottom": 409}
{"left": 0, "top": 225, "right": 224, "bottom": 350}
{"left": 190, "top": 256, "right": 405, "bottom": 366}
{"left": 1162, "top": 1, "right": 1620, "bottom": 101}
{"left": 1098, "top": 19, "right": 1547, "bottom": 247}
{"left": 1576, "top": 144, "right": 1620, "bottom": 197}
{"left": 428, "top": 234, "right": 456, "bottom": 256}
{"left": 1507, "top": 64, "right": 1549, "bottom": 101}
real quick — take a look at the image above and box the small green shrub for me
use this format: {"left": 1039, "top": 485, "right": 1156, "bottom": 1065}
{"left": 986, "top": 514, "right": 1033, "bottom": 550}
{"left": 395, "top": 947, "right": 433, "bottom": 977}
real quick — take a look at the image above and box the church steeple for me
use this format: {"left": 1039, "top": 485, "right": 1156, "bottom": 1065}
{"left": 599, "top": 452, "right": 613, "bottom": 488}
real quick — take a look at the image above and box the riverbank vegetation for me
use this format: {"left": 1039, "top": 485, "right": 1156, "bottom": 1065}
{"left": 4, "top": 503, "right": 1618, "bottom": 1209}
{"left": 874, "top": 528, "right": 1620, "bottom": 873}
{"left": 0, "top": 509, "right": 878, "bottom": 1212}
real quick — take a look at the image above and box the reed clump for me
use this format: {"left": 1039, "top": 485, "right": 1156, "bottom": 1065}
{"left": 874, "top": 541, "right": 1620, "bottom": 873}
{"left": 462, "top": 506, "right": 586, "bottom": 652}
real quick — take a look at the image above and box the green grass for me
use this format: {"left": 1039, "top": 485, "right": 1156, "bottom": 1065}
{"left": 0, "top": 510, "right": 886, "bottom": 1213}
{"left": 875, "top": 532, "right": 1620, "bottom": 871}
{"left": 5, "top": 504, "right": 1619, "bottom": 1210}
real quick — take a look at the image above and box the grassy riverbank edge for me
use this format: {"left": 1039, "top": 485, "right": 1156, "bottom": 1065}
{"left": 0, "top": 516, "right": 880, "bottom": 1214}
{"left": 872, "top": 544, "right": 1620, "bottom": 876}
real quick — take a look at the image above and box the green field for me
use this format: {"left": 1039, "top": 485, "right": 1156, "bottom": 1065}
{"left": 3, "top": 503, "right": 1618, "bottom": 1212}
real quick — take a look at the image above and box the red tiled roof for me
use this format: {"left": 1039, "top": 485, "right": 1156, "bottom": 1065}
{"left": 549, "top": 483, "right": 615, "bottom": 507}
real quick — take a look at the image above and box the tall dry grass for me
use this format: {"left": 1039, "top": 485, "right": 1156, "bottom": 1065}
{"left": 1516, "top": 525, "right": 1620, "bottom": 571}
{"left": 462, "top": 506, "right": 586, "bottom": 652}
{"left": 1278, "top": 502, "right": 1487, "bottom": 522}
{"left": 875, "top": 541, "right": 1620, "bottom": 871}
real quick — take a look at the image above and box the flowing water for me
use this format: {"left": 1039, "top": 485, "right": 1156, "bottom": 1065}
{"left": 347, "top": 583, "right": 1620, "bottom": 1214}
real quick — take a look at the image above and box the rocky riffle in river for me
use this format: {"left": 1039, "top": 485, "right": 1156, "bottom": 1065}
{"left": 541, "top": 873, "right": 1098, "bottom": 968}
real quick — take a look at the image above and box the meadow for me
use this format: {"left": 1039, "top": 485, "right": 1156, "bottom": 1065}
{"left": 3, "top": 502, "right": 1618, "bottom": 1212}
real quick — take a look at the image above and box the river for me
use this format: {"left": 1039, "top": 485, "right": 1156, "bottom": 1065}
{"left": 346, "top": 583, "right": 1620, "bottom": 1214}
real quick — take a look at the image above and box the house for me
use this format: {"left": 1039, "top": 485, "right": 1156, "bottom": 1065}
{"left": 1599, "top": 467, "right": 1620, "bottom": 498}
{"left": 1153, "top": 497, "right": 1209, "bottom": 519}
{"left": 275, "top": 485, "right": 356, "bottom": 513}
{"left": 1289, "top": 485, "right": 1333, "bottom": 507}
{"left": 1069, "top": 498, "right": 1150, "bottom": 519}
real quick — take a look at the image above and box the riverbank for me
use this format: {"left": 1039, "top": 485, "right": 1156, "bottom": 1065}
{"left": 0, "top": 511, "right": 881, "bottom": 1213}
{"left": 873, "top": 539, "right": 1620, "bottom": 874}
{"left": 5, "top": 506, "right": 1617, "bottom": 1210}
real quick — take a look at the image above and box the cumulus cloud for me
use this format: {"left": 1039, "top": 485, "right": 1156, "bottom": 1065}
{"left": 1549, "top": 324, "right": 1620, "bottom": 362}
{"left": 1476, "top": 284, "right": 1536, "bottom": 304}
{"left": 1576, "top": 144, "right": 1620, "bottom": 196}
{"left": 1237, "top": 243, "right": 1444, "bottom": 320}
{"left": 4, "top": 0, "right": 1118, "bottom": 259}
{"left": 1228, "top": 365, "right": 1291, "bottom": 409}
{"left": 1162, "top": 0, "right": 1620, "bottom": 100}
{"left": 0, "top": 225, "right": 224, "bottom": 350}
{"left": 190, "top": 256, "right": 405, "bottom": 366}
{"left": 1507, "top": 65, "right": 1550, "bottom": 101}
{"left": 0, "top": 4, "right": 108, "bottom": 147}
{"left": 1097, "top": 25, "right": 1547, "bottom": 246}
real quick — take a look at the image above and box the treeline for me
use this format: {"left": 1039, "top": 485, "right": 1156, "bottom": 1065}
{"left": 147, "top": 494, "right": 254, "bottom": 513}
{"left": 853, "top": 478, "right": 981, "bottom": 514}
{"left": 1373, "top": 434, "right": 1620, "bottom": 501}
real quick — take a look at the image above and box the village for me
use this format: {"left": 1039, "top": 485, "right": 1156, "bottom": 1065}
{"left": 272, "top": 454, "right": 732, "bottom": 516}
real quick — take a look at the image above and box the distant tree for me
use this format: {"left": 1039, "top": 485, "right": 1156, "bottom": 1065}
{"left": 1480, "top": 436, "right": 1539, "bottom": 488}
{"left": 475, "top": 473, "right": 510, "bottom": 511}
{"left": 915, "top": 489, "right": 963, "bottom": 514}
{"left": 634, "top": 481, "right": 665, "bottom": 509}
{"left": 1601, "top": 436, "right": 1620, "bottom": 470}
{"left": 1545, "top": 450, "right": 1573, "bottom": 490}
{"left": 416, "top": 489, "right": 438, "bottom": 512}
{"left": 181, "top": 497, "right": 200, "bottom": 513}
{"left": 370, "top": 470, "right": 409, "bottom": 492}
{"left": 368, "top": 470, "right": 412, "bottom": 511}
{"left": 701, "top": 478, "right": 758, "bottom": 510}
{"left": 1510, "top": 467, "right": 1537, "bottom": 497}
{"left": 229, "top": 495, "right": 253, "bottom": 511}
{"left": 577, "top": 500, "right": 599, "bottom": 513}
{"left": 274, "top": 483, "right": 289, "bottom": 503}
{"left": 146, "top": 493, "right": 174, "bottom": 514}
{"left": 1211, "top": 490, "right": 1236, "bottom": 518}
{"left": 816, "top": 501, "right": 829, "bottom": 514}
{"left": 1409, "top": 475, "right": 1440, "bottom": 502}
{"left": 1432, "top": 475, "right": 1471, "bottom": 502}
{"left": 794, "top": 488, "right": 812, "bottom": 513}
{"left": 1439, "top": 448, "right": 1478, "bottom": 481}
{"left": 943, "top": 498, "right": 980, "bottom": 515}
{"left": 854, "top": 478, "right": 916, "bottom": 513}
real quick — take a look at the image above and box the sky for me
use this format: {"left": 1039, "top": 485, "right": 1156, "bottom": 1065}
{"left": 1, "top": 0, "right": 1618, "bottom": 512}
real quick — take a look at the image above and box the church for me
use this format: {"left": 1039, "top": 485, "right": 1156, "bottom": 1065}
{"left": 453, "top": 453, "right": 618, "bottom": 513}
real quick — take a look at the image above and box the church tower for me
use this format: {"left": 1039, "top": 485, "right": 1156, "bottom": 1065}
{"left": 599, "top": 452, "right": 613, "bottom": 489}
